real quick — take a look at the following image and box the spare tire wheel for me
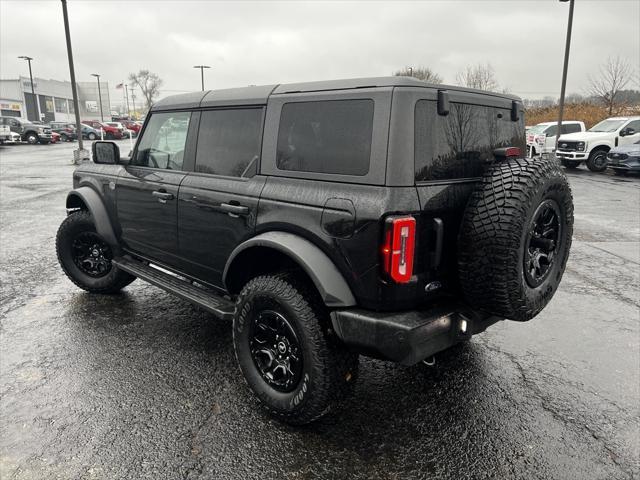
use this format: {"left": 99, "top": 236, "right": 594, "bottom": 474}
{"left": 458, "top": 156, "right": 573, "bottom": 321}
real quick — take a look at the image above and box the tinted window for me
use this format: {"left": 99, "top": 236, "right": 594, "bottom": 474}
{"left": 132, "top": 111, "right": 191, "bottom": 170}
{"left": 195, "top": 108, "right": 263, "bottom": 178}
{"left": 563, "top": 123, "right": 581, "bottom": 134}
{"left": 276, "top": 99, "right": 373, "bottom": 176}
{"left": 625, "top": 120, "right": 640, "bottom": 132}
{"left": 545, "top": 125, "right": 558, "bottom": 137}
{"left": 415, "top": 100, "right": 525, "bottom": 181}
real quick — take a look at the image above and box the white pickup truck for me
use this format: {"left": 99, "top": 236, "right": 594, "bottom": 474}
{"left": 526, "top": 121, "right": 585, "bottom": 156}
{"left": 0, "top": 124, "right": 11, "bottom": 144}
{"left": 556, "top": 116, "right": 640, "bottom": 172}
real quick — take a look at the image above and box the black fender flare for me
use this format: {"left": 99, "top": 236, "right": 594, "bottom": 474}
{"left": 66, "top": 186, "right": 119, "bottom": 248}
{"left": 223, "top": 231, "right": 357, "bottom": 308}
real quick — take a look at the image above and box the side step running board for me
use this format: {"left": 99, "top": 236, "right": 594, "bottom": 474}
{"left": 113, "top": 256, "right": 235, "bottom": 320}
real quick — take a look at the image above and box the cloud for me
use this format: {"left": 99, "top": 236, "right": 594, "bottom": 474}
{"left": 1, "top": 0, "right": 638, "bottom": 107}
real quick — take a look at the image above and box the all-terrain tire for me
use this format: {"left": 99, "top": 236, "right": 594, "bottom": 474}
{"left": 586, "top": 149, "right": 608, "bottom": 172}
{"left": 560, "top": 158, "right": 581, "bottom": 169}
{"left": 233, "top": 274, "right": 358, "bottom": 425}
{"left": 56, "top": 210, "right": 135, "bottom": 293}
{"left": 458, "top": 156, "right": 573, "bottom": 321}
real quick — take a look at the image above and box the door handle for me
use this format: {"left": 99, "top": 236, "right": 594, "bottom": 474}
{"left": 220, "top": 203, "right": 249, "bottom": 216}
{"left": 152, "top": 190, "right": 174, "bottom": 202}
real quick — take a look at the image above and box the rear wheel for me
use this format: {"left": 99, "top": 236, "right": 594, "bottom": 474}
{"left": 56, "top": 210, "right": 135, "bottom": 293}
{"left": 88, "top": 132, "right": 97, "bottom": 140}
{"left": 458, "top": 156, "right": 573, "bottom": 321}
{"left": 233, "top": 274, "right": 358, "bottom": 425}
{"left": 586, "top": 149, "right": 608, "bottom": 172}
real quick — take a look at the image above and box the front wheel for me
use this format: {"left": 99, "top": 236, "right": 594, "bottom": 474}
{"left": 87, "top": 132, "right": 97, "bottom": 140}
{"left": 586, "top": 150, "right": 608, "bottom": 172}
{"left": 56, "top": 210, "right": 135, "bottom": 293}
{"left": 233, "top": 274, "right": 358, "bottom": 425}
{"left": 25, "top": 133, "right": 38, "bottom": 145}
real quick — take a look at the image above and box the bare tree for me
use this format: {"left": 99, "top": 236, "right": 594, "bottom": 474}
{"left": 588, "top": 56, "right": 632, "bottom": 115}
{"left": 394, "top": 66, "right": 442, "bottom": 84}
{"left": 128, "top": 70, "right": 163, "bottom": 110}
{"left": 456, "top": 63, "right": 500, "bottom": 92}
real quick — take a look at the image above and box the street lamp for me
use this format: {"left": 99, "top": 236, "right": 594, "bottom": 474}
{"left": 555, "top": 0, "right": 575, "bottom": 152}
{"left": 17, "top": 55, "right": 39, "bottom": 121}
{"left": 129, "top": 84, "right": 137, "bottom": 119}
{"left": 91, "top": 73, "right": 104, "bottom": 121}
{"left": 193, "top": 65, "right": 211, "bottom": 91}
{"left": 408, "top": 66, "right": 413, "bottom": 77}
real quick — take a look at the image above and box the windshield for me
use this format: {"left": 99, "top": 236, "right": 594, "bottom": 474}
{"left": 589, "top": 119, "right": 626, "bottom": 132}
{"left": 528, "top": 124, "right": 549, "bottom": 134}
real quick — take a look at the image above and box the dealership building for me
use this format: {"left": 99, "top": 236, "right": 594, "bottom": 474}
{"left": 0, "top": 76, "right": 111, "bottom": 123}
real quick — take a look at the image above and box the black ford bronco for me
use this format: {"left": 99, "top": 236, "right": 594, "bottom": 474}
{"left": 56, "top": 77, "right": 573, "bottom": 424}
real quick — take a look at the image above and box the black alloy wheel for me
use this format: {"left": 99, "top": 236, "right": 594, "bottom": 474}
{"left": 587, "top": 150, "right": 608, "bottom": 172}
{"left": 524, "top": 199, "right": 562, "bottom": 288}
{"left": 71, "top": 231, "right": 113, "bottom": 277}
{"left": 249, "top": 310, "right": 303, "bottom": 393}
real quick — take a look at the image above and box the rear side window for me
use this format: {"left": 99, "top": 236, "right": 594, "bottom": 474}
{"left": 415, "top": 100, "right": 525, "bottom": 182}
{"left": 195, "top": 108, "right": 263, "bottom": 178}
{"left": 276, "top": 99, "right": 374, "bottom": 176}
{"left": 563, "top": 123, "right": 581, "bottom": 134}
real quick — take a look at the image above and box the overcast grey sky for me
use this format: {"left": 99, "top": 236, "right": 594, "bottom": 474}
{"left": 1, "top": 0, "right": 639, "bottom": 106}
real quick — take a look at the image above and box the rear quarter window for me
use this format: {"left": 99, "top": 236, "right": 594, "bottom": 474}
{"left": 276, "top": 99, "right": 374, "bottom": 176}
{"left": 415, "top": 100, "right": 525, "bottom": 182}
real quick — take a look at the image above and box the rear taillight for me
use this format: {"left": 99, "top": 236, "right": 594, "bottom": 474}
{"left": 381, "top": 215, "right": 416, "bottom": 283}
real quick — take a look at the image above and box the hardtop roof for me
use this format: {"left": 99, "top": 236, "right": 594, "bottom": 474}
{"left": 151, "top": 76, "right": 522, "bottom": 111}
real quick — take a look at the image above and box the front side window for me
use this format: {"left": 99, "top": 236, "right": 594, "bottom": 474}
{"left": 276, "top": 99, "right": 374, "bottom": 176}
{"left": 132, "top": 111, "right": 191, "bottom": 170}
{"left": 624, "top": 120, "right": 640, "bottom": 133}
{"left": 195, "top": 108, "right": 263, "bottom": 178}
{"left": 415, "top": 100, "right": 525, "bottom": 181}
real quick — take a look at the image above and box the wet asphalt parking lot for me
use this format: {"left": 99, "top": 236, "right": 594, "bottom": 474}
{"left": 1, "top": 140, "right": 639, "bottom": 480}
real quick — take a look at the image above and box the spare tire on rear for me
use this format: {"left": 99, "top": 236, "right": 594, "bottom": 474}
{"left": 458, "top": 156, "right": 573, "bottom": 321}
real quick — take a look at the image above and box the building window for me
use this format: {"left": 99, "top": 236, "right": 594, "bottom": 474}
{"left": 54, "top": 97, "right": 68, "bottom": 113}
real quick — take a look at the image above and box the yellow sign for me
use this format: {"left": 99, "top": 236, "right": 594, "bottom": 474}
{"left": 0, "top": 103, "right": 21, "bottom": 111}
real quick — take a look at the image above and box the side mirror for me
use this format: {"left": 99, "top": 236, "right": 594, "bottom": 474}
{"left": 620, "top": 128, "right": 635, "bottom": 137}
{"left": 92, "top": 141, "right": 120, "bottom": 164}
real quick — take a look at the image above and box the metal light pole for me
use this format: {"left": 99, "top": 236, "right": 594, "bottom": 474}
{"left": 91, "top": 73, "right": 104, "bottom": 121}
{"left": 555, "top": 0, "right": 575, "bottom": 152}
{"left": 124, "top": 84, "right": 131, "bottom": 118}
{"left": 18, "top": 55, "right": 40, "bottom": 121}
{"left": 193, "top": 65, "right": 211, "bottom": 91}
{"left": 61, "top": 0, "right": 87, "bottom": 161}
{"left": 130, "top": 86, "right": 137, "bottom": 119}
{"left": 408, "top": 66, "right": 413, "bottom": 77}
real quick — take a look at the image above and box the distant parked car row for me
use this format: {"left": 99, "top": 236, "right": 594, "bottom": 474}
{"left": 0, "top": 116, "right": 143, "bottom": 145}
{"left": 526, "top": 115, "right": 640, "bottom": 175}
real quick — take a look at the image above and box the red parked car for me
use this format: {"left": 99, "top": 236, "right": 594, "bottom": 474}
{"left": 121, "top": 120, "right": 142, "bottom": 134}
{"left": 50, "top": 132, "right": 61, "bottom": 143}
{"left": 82, "top": 120, "right": 123, "bottom": 140}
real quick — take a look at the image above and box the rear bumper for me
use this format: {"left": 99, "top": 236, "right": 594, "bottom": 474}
{"left": 556, "top": 150, "right": 587, "bottom": 160}
{"left": 330, "top": 303, "right": 502, "bottom": 365}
